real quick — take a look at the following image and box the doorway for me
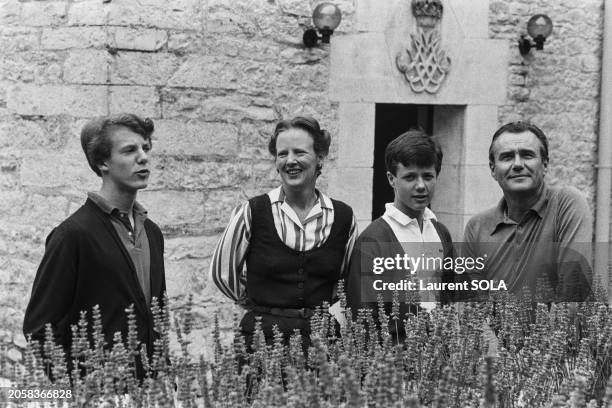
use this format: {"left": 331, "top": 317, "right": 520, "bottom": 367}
{"left": 372, "top": 104, "right": 434, "bottom": 219}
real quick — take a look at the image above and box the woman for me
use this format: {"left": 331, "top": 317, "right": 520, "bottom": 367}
{"left": 210, "top": 116, "right": 357, "bottom": 348}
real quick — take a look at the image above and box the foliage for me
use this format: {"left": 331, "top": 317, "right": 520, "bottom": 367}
{"left": 4, "top": 286, "right": 612, "bottom": 407}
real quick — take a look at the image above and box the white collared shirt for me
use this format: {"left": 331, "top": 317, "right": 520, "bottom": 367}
{"left": 382, "top": 203, "right": 442, "bottom": 246}
{"left": 382, "top": 203, "right": 443, "bottom": 310}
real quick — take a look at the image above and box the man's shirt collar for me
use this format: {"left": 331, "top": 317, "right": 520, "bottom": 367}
{"left": 87, "top": 192, "right": 148, "bottom": 217}
{"left": 384, "top": 202, "right": 437, "bottom": 227}
{"left": 490, "top": 185, "right": 549, "bottom": 235}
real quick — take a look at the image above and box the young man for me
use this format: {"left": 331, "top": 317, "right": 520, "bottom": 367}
{"left": 23, "top": 113, "right": 166, "bottom": 376}
{"left": 463, "top": 121, "right": 592, "bottom": 301}
{"left": 346, "top": 130, "right": 455, "bottom": 342}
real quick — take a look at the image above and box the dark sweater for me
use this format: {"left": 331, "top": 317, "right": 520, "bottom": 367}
{"left": 345, "top": 217, "right": 455, "bottom": 342}
{"left": 23, "top": 198, "right": 166, "bottom": 366}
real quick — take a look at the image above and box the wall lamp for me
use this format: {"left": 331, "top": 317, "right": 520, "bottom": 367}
{"left": 303, "top": 3, "right": 342, "bottom": 47}
{"left": 518, "top": 14, "right": 553, "bottom": 56}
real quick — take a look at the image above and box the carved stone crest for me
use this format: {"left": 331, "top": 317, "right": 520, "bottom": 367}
{"left": 396, "top": 0, "right": 451, "bottom": 94}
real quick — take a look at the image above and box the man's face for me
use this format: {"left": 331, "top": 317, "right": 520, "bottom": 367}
{"left": 387, "top": 163, "right": 437, "bottom": 218}
{"left": 99, "top": 127, "right": 151, "bottom": 193}
{"left": 274, "top": 127, "right": 322, "bottom": 192}
{"left": 489, "top": 130, "right": 547, "bottom": 196}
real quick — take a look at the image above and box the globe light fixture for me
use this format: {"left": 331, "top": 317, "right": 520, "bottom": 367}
{"left": 518, "top": 14, "right": 553, "bottom": 56}
{"left": 303, "top": 3, "right": 342, "bottom": 47}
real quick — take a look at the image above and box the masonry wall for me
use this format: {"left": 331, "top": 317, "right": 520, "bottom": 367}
{"left": 490, "top": 0, "right": 602, "bottom": 206}
{"left": 0, "top": 0, "right": 605, "bottom": 361}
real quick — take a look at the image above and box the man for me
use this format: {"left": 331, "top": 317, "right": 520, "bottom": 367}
{"left": 23, "top": 113, "right": 166, "bottom": 376}
{"left": 463, "top": 121, "right": 592, "bottom": 301}
{"left": 346, "top": 130, "right": 455, "bottom": 342}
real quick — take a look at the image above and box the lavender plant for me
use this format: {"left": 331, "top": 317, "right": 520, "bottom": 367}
{"left": 4, "top": 288, "right": 612, "bottom": 408}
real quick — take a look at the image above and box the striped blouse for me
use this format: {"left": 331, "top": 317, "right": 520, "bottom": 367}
{"left": 209, "top": 186, "right": 357, "bottom": 302}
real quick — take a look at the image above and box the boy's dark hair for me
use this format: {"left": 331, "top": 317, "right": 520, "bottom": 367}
{"left": 385, "top": 129, "right": 443, "bottom": 175}
{"left": 80, "top": 113, "right": 154, "bottom": 176}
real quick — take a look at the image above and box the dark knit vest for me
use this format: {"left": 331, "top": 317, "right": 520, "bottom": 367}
{"left": 245, "top": 194, "right": 353, "bottom": 309}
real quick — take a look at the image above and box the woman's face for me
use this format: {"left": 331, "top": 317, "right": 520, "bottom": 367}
{"left": 274, "top": 128, "right": 322, "bottom": 192}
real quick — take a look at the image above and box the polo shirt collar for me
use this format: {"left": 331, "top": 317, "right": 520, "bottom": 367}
{"left": 384, "top": 203, "right": 437, "bottom": 227}
{"left": 87, "top": 192, "right": 148, "bottom": 216}
{"left": 490, "top": 185, "right": 549, "bottom": 235}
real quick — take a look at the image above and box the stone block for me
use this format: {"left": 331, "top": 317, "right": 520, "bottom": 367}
{"left": 63, "top": 50, "right": 109, "bottom": 84}
{"left": 327, "top": 167, "right": 373, "bottom": 220}
{"left": 161, "top": 90, "right": 276, "bottom": 122}
{"left": 431, "top": 162, "right": 462, "bottom": 214}
{"left": 106, "top": 0, "right": 202, "bottom": 30}
{"left": 41, "top": 27, "right": 106, "bottom": 50}
{"left": 0, "top": 256, "right": 37, "bottom": 299}
{"left": 7, "top": 84, "right": 108, "bottom": 117}
{"left": 21, "top": 152, "right": 99, "bottom": 191}
{"left": 203, "top": 189, "right": 247, "bottom": 231}
{"left": 154, "top": 120, "right": 238, "bottom": 156}
{"left": 205, "top": 7, "right": 260, "bottom": 35}
{"left": 165, "top": 258, "right": 207, "bottom": 298}
{"left": 446, "top": 0, "right": 489, "bottom": 39}
{"left": 463, "top": 105, "right": 500, "bottom": 165}
{"left": 138, "top": 190, "right": 204, "bottom": 226}
{"left": 149, "top": 159, "right": 251, "bottom": 190}
{"left": 110, "top": 52, "right": 179, "bottom": 86}
{"left": 109, "top": 86, "right": 160, "bottom": 118}
{"left": 0, "top": 224, "right": 45, "bottom": 261}
{"left": 167, "top": 31, "right": 204, "bottom": 54}
{"left": 0, "top": 27, "right": 39, "bottom": 53}
{"left": 67, "top": 1, "right": 107, "bottom": 25}
{"left": 0, "top": 119, "right": 43, "bottom": 150}
{"left": 21, "top": 2, "right": 66, "bottom": 26}
{"left": 206, "top": 36, "right": 280, "bottom": 62}
{"left": 0, "top": 192, "right": 69, "bottom": 230}
{"left": 236, "top": 121, "right": 272, "bottom": 160}
{"left": 0, "top": 0, "right": 21, "bottom": 26}
{"left": 0, "top": 51, "right": 63, "bottom": 84}
{"left": 167, "top": 56, "right": 239, "bottom": 89}
{"left": 337, "top": 103, "right": 375, "bottom": 168}
{"left": 112, "top": 27, "right": 167, "bottom": 52}
{"left": 0, "top": 117, "right": 72, "bottom": 151}
{"left": 431, "top": 105, "right": 464, "bottom": 166}
{"left": 165, "top": 235, "right": 220, "bottom": 261}
{"left": 0, "top": 155, "right": 19, "bottom": 189}
{"left": 354, "top": 0, "right": 399, "bottom": 32}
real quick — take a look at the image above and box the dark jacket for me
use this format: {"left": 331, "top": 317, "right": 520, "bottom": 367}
{"left": 23, "top": 198, "right": 166, "bottom": 368}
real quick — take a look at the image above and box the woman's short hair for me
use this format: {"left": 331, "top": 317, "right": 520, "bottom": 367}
{"left": 385, "top": 129, "right": 443, "bottom": 175}
{"left": 80, "top": 113, "right": 154, "bottom": 176}
{"left": 488, "top": 121, "right": 549, "bottom": 163}
{"left": 268, "top": 116, "right": 331, "bottom": 157}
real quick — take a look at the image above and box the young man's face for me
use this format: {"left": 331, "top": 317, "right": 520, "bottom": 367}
{"left": 99, "top": 126, "right": 151, "bottom": 193}
{"left": 489, "top": 130, "right": 547, "bottom": 197}
{"left": 387, "top": 163, "right": 437, "bottom": 218}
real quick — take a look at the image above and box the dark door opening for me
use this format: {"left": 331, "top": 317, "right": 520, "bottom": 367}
{"left": 372, "top": 104, "right": 434, "bottom": 219}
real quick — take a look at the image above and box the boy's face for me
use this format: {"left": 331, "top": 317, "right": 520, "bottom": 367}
{"left": 387, "top": 163, "right": 437, "bottom": 218}
{"left": 99, "top": 126, "right": 151, "bottom": 193}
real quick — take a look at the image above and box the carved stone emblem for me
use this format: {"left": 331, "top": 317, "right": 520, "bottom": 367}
{"left": 396, "top": 0, "right": 451, "bottom": 94}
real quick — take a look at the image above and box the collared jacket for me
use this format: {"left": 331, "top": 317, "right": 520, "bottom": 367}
{"left": 23, "top": 198, "right": 166, "bottom": 367}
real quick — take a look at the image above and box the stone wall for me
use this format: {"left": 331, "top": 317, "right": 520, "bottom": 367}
{"left": 0, "top": 0, "right": 357, "bottom": 358}
{"left": 490, "top": 0, "right": 603, "bottom": 207}
{"left": 0, "top": 0, "right": 606, "bottom": 360}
